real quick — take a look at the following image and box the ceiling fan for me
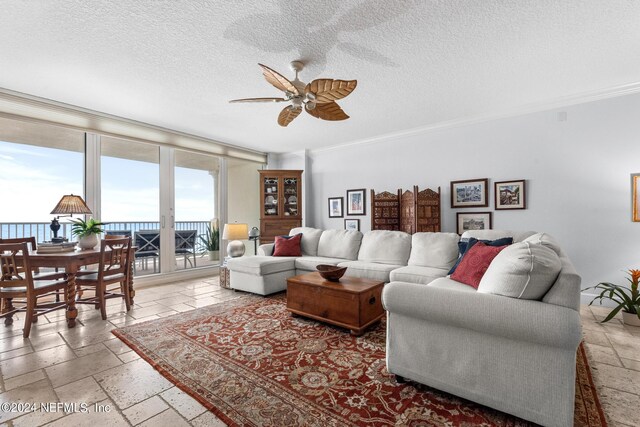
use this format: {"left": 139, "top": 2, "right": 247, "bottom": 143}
{"left": 229, "top": 61, "right": 357, "bottom": 127}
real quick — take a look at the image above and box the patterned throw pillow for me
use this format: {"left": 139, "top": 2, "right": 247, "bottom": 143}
{"left": 447, "top": 237, "right": 513, "bottom": 275}
{"left": 450, "top": 241, "right": 508, "bottom": 288}
{"left": 273, "top": 233, "right": 303, "bottom": 257}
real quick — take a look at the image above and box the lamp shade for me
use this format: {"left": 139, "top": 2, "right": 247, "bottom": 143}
{"left": 222, "top": 223, "right": 248, "bottom": 240}
{"left": 50, "top": 194, "right": 92, "bottom": 215}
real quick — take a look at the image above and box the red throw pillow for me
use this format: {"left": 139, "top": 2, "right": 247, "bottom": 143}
{"left": 273, "top": 233, "right": 302, "bottom": 257}
{"left": 450, "top": 241, "right": 507, "bottom": 289}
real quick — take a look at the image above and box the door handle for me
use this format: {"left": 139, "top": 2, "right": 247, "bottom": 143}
{"left": 161, "top": 216, "right": 165, "bottom": 229}
{"left": 171, "top": 216, "right": 175, "bottom": 229}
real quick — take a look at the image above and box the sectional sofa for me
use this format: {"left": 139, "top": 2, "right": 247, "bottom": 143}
{"left": 225, "top": 227, "right": 582, "bottom": 426}
{"left": 226, "top": 227, "right": 460, "bottom": 294}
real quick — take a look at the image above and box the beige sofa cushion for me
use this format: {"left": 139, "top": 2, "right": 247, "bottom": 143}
{"left": 337, "top": 260, "right": 402, "bottom": 282}
{"left": 357, "top": 230, "right": 411, "bottom": 265}
{"left": 477, "top": 241, "right": 561, "bottom": 300}
{"left": 427, "top": 277, "right": 477, "bottom": 293}
{"left": 289, "top": 227, "right": 323, "bottom": 256}
{"left": 408, "top": 232, "right": 459, "bottom": 269}
{"left": 389, "top": 265, "right": 449, "bottom": 285}
{"left": 227, "top": 256, "right": 296, "bottom": 276}
{"left": 295, "top": 256, "right": 350, "bottom": 272}
{"left": 317, "top": 230, "right": 363, "bottom": 260}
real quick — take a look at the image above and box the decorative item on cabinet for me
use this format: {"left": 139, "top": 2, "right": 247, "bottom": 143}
{"left": 259, "top": 170, "right": 303, "bottom": 242}
{"left": 371, "top": 186, "right": 441, "bottom": 233}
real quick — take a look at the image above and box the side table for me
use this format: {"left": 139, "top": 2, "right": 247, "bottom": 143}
{"left": 220, "top": 266, "right": 231, "bottom": 289}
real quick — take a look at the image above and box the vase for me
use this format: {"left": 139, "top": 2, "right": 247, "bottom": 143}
{"left": 77, "top": 234, "right": 99, "bottom": 250}
{"left": 622, "top": 311, "right": 640, "bottom": 327}
{"left": 208, "top": 250, "right": 219, "bottom": 261}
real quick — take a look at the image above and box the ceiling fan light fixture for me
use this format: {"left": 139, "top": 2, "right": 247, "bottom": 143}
{"left": 229, "top": 61, "right": 357, "bottom": 126}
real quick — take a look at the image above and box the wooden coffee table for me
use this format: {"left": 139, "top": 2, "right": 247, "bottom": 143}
{"left": 286, "top": 272, "right": 385, "bottom": 336}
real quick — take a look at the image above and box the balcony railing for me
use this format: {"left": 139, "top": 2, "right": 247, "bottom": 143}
{"left": 0, "top": 221, "right": 211, "bottom": 252}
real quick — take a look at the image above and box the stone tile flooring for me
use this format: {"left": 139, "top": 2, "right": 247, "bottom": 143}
{"left": 0, "top": 277, "right": 637, "bottom": 426}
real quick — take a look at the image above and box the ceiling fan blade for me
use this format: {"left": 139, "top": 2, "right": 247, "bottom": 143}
{"left": 305, "top": 79, "right": 357, "bottom": 104}
{"left": 277, "top": 106, "right": 302, "bottom": 127}
{"left": 258, "top": 63, "right": 299, "bottom": 96}
{"left": 229, "top": 97, "right": 287, "bottom": 103}
{"left": 305, "top": 101, "right": 349, "bottom": 121}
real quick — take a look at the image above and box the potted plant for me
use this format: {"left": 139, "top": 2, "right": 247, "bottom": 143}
{"left": 70, "top": 218, "right": 106, "bottom": 250}
{"left": 586, "top": 269, "right": 640, "bottom": 326}
{"left": 199, "top": 223, "right": 220, "bottom": 261}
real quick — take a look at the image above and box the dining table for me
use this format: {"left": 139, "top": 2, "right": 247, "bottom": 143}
{"left": 11, "top": 247, "right": 136, "bottom": 328}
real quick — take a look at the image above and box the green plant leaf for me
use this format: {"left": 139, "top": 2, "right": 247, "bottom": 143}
{"left": 601, "top": 304, "right": 625, "bottom": 323}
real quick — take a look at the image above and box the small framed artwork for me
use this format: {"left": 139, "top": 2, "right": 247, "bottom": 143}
{"left": 328, "top": 197, "right": 344, "bottom": 218}
{"left": 346, "top": 188, "right": 367, "bottom": 215}
{"left": 633, "top": 174, "right": 640, "bottom": 222}
{"left": 344, "top": 219, "right": 360, "bottom": 231}
{"left": 451, "top": 178, "right": 489, "bottom": 208}
{"left": 456, "top": 212, "right": 492, "bottom": 235}
{"left": 495, "top": 180, "right": 526, "bottom": 210}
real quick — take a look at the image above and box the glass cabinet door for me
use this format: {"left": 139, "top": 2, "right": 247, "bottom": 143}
{"left": 263, "top": 176, "right": 279, "bottom": 216}
{"left": 283, "top": 176, "right": 299, "bottom": 217}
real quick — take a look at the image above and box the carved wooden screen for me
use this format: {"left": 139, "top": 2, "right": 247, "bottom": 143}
{"left": 400, "top": 189, "right": 416, "bottom": 234}
{"left": 370, "top": 189, "right": 401, "bottom": 231}
{"left": 371, "top": 186, "right": 440, "bottom": 233}
{"left": 415, "top": 186, "right": 441, "bottom": 232}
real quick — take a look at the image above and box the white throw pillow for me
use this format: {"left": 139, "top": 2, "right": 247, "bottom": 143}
{"left": 522, "top": 232, "right": 562, "bottom": 256}
{"left": 477, "top": 241, "right": 561, "bottom": 300}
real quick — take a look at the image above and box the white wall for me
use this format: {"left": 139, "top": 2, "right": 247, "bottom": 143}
{"left": 285, "top": 93, "right": 640, "bottom": 301}
{"left": 227, "top": 159, "right": 261, "bottom": 256}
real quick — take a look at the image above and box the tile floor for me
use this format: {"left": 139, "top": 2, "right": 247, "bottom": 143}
{"left": 0, "top": 277, "right": 637, "bottom": 426}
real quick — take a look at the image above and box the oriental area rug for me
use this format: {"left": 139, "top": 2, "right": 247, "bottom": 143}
{"left": 113, "top": 295, "right": 606, "bottom": 427}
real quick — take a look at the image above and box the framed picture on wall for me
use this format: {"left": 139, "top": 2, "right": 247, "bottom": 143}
{"left": 495, "top": 180, "right": 526, "bottom": 210}
{"left": 346, "top": 188, "right": 367, "bottom": 215}
{"left": 456, "top": 212, "right": 492, "bottom": 235}
{"left": 450, "top": 178, "right": 489, "bottom": 208}
{"left": 633, "top": 174, "right": 640, "bottom": 222}
{"left": 344, "top": 219, "right": 360, "bottom": 231}
{"left": 328, "top": 197, "right": 344, "bottom": 218}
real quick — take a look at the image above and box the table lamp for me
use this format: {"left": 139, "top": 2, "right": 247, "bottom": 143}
{"left": 222, "top": 223, "right": 248, "bottom": 257}
{"left": 50, "top": 194, "right": 92, "bottom": 243}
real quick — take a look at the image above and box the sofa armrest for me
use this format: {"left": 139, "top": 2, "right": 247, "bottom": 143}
{"left": 382, "top": 282, "right": 581, "bottom": 350}
{"left": 258, "top": 243, "right": 274, "bottom": 256}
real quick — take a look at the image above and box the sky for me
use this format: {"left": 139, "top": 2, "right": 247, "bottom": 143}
{"left": 0, "top": 140, "right": 216, "bottom": 224}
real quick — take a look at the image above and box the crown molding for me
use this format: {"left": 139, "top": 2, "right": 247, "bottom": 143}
{"left": 0, "top": 87, "right": 267, "bottom": 163}
{"left": 309, "top": 81, "right": 640, "bottom": 154}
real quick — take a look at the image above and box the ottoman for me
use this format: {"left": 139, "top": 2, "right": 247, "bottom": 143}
{"left": 226, "top": 256, "right": 297, "bottom": 295}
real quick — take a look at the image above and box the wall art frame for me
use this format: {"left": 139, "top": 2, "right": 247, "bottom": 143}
{"left": 451, "top": 178, "right": 489, "bottom": 208}
{"left": 495, "top": 179, "right": 526, "bottom": 210}
{"left": 346, "top": 188, "right": 367, "bottom": 215}
{"left": 328, "top": 197, "right": 344, "bottom": 218}
{"left": 456, "top": 212, "right": 492, "bottom": 235}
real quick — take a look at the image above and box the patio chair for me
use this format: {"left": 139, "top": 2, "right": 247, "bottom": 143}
{"left": 134, "top": 230, "right": 160, "bottom": 273}
{"left": 175, "top": 230, "right": 197, "bottom": 269}
{"left": 0, "top": 242, "right": 69, "bottom": 337}
{"left": 105, "top": 230, "right": 131, "bottom": 238}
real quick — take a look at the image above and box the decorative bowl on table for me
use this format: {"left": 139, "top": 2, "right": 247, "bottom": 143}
{"left": 316, "top": 264, "right": 347, "bottom": 282}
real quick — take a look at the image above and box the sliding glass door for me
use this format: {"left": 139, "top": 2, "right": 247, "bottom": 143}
{"left": 101, "top": 136, "right": 161, "bottom": 276}
{"left": 174, "top": 150, "right": 219, "bottom": 271}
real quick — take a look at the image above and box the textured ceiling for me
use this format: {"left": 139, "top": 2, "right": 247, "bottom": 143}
{"left": 1, "top": 1, "right": 639, "bottom": 153}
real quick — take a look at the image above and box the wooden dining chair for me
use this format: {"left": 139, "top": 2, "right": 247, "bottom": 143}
{"left": 0, "top": 242, "right": 69, "bottom": 337}
{"left": 0, "top": 237, "right": 67, "bottom": 280}
{"left": 75, "top": 237, "right": 132, "bottom": 320}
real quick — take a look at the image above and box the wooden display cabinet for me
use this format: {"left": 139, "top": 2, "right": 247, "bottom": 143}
{"left": 259, "top": 170, "right": 303, "bottom": 243}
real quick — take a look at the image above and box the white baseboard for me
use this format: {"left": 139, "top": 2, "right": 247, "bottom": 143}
{"left": 135, "top": 266, "right": 219, "bottom": 289}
